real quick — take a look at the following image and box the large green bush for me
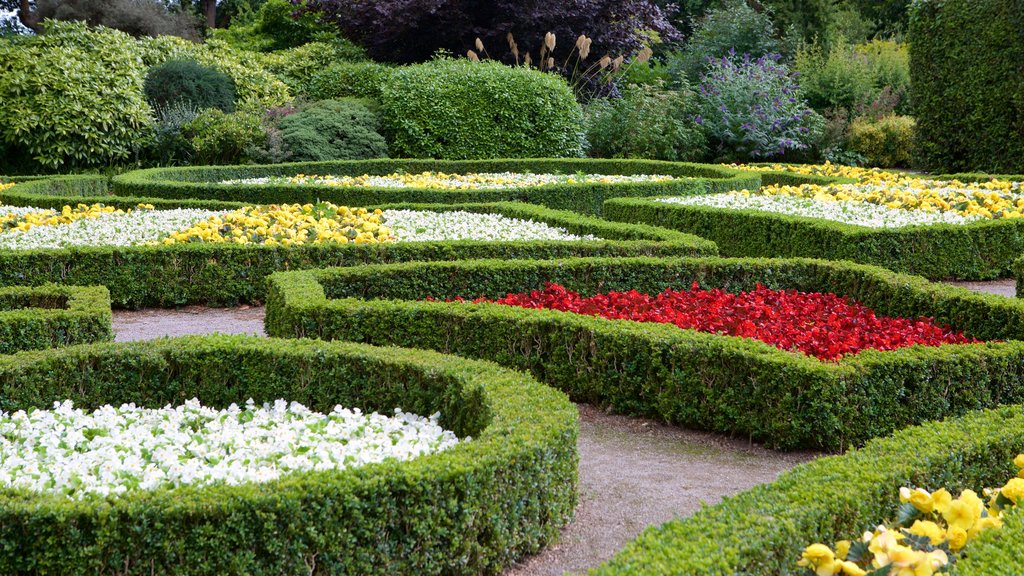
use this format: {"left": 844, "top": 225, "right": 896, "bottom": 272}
{"left": 668, "top": 0, "right": 778, "bottom": 82}
{"left": 846, "top": 114, "right": 915, "bottom": 168}
{"left": 910, "top": 0, "right": 1024, "bottom": 172}
{"left": 0, "top": 22, "right": 152, "bottom": 171}
{"left": 181, "top": 108, "right": 266, "bottom": 165}
{"left": 254, "top": 41, "right": 368, "bottom": 94}
{"left": 266, "top": 255, "right": 1024, "bottom": 450}
{"left": 144, "top": 59, "right": 237, "bottom": 113}
{"left": 279, "top": 99, "right": 388, "bottom": 161}
{"left": 0, "top": 336, "right": 577, "bottom": 575}
{"left": 306, "top": 61, "right": 394, "bottom": 101}
{"left": 379, "top": 59, "right": 585, "bottom": 159}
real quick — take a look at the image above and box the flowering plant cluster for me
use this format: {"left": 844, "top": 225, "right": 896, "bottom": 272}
{"left": 460, "top": 283, "right": 977, "bottom": 361}
{"left": 0, "top": 398, "right": 459, "bottom": 499}
{"left": 0, "top": 182, "right": 13, "bottom": 192}
{"left": 797, "top": 454, "right": 1024, "bottom": 576}
{"left": 385, "top": 209, "right": 595, "bottom": 243}
{"left": 222, "top": 171, "right": 678, "bottom": 191}
{"left": 0, "top": 203, "right": 141, "bottom": 233}
{"left": 697, "top": 53, "right": 822, "bottom": 159}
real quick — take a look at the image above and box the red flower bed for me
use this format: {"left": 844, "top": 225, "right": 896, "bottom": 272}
{"left": 455, "top": 283, "right": 978, "bottom": 361}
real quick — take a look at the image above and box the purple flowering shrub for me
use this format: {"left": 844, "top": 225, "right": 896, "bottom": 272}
{"left": 697, "top": 53, "right": 823, "bottom": 160}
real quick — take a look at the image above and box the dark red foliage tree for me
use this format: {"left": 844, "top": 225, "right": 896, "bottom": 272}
{"left": 295, "top": 0, "right": 679, "bottom": 64}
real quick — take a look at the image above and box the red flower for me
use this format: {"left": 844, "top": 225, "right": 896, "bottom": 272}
{"left": 453, "top": 283, "right": 979, "bottom": 361}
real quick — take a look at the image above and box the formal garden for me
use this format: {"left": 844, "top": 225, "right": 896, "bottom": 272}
{"left": 1, "top": 0, "right": 1023, "bottom": 574}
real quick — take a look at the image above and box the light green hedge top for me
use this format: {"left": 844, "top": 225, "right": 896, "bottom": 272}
{"left": 0, "top": 284, "right": 112, "bottom": 354}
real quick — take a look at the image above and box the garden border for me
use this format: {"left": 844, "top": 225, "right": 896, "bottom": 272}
{"left": 0, "top": 335, "right": 577, "bottom": 575}
{"left": 589, "top": 405, "right": 1024, "bottom": 574}
{"left": 109, "top": 158, "right": 761, "bottom": 215}
{"left": 266, "top": 256, "right": 1024, "bottom": 450}
{"left": 0, "top": 284, "right": 112, "bottom": 354}
{"left": 0, "top": 201, "right": 715, "bottom": 308}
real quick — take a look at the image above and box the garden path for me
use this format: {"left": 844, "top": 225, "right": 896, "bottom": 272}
{"left": 109, "top": 275, "right": 1012, "bottom": 575}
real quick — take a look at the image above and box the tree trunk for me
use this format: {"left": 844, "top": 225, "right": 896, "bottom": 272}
{"left": 18, "top": 0, "right": 41, "bottom": 33}
{"left": 203, "top": 0, "right": 217, "bottom": 29}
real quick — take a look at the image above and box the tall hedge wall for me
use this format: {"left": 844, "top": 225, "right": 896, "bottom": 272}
{"left": 0, "top": 336, "right": 577, "bottom": 575}
{"left": 910, "top": 0, "right": 1024, "bottom": 173}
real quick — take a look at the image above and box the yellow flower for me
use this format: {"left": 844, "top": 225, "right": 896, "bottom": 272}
{"left": 901, "top": 487, "right": 935, "bottom": 514}
{"left": 942, "top": 490, "right": 983, "bottom": 532}
{"left": 907, "top": 520, "right": 945, "bottom": 545}
{"left": 999, "top": 477, "right": 1024, "bottom": 504}
{"left": 946, "top": 526, "right": 968, "bottom": 551}
{"left": 835, "top": 540, "right": 851, "bottom": 560}
{"left": 798, "top": 544, "right": 840, "bottom": 576}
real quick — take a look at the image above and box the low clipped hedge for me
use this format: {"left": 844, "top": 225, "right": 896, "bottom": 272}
{"left": 0, "top": 175, "right": 248, "bottom": 211}
{"left": 110, "top": 159, "right": 760, "bottom": 216}
{"left": 604, "top": 195, "right": 1024, "bottom": 280}
{"left": 0, "top": 202, "right": 715, "bottom": 308}
{"left": 955, "top": 504, "right": 1024, "bottom": 575}
{"left": 0, "top": 335, "right": 577, "bottom": 575}
{"left": 589, "top": 405, "right": 1024, "bottom": 574}
{"left": 0, "top": 284, "right": 112, "bottom": 354}
{"left": 266, "top": 256, "right": 1024, "bottom": 451}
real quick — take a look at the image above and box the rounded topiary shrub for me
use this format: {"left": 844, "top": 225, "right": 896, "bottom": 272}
{"left": 379, "top": 58, "right": 585, "bottom": 159}
{"left": 279, "top": 99, "right": 388, "bottom": 161}
{"left": 144, "top": 59, "right": 238, "bottom": 113}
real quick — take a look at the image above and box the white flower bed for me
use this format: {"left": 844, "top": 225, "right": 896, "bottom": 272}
{"left": 656, "top": 194, "right": 981, "bottom": 228}
{"left": 384, "top": 210, "right": 596, "bottom": 242}
{"left": 0, "top": 399, "right": 459, "bottom": 499}
{"left": 0, "top": 209, "right": 225, "bottom": 250}
{"left": 224, "top": 171, "right": 678, "bottom": 190}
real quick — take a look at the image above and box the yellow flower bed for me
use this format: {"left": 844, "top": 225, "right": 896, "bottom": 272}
{"left": 1, "top": 203, "right": 133, "bottom": 233}
{"left": 160, "top": 203, "right": 394, "bottom": 246}
{"left": 730, "top": 163, "right": 1024, "bottom": 220}
{"left": 222, "top": 171, "right": 678, "bottom": 190}
{"left": 797, "top": 454, "right": 1024, "bottom": 576}
{"left": 0, "top": 182, "right": 14, "bottom": 192}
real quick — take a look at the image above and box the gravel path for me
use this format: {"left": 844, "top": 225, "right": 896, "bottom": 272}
{"left": 946, "top": 278, "right": 1016, "bottom": 298}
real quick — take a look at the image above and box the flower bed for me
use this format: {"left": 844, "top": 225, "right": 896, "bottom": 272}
{"left": 1, "top": 398, "right": 459, "bottom": 499}
{"left": 108, "top": 158, "right": 760, "bottom": 215}
{"left": 0, "top": 284, "right": 112, "bottom": 354}
{"left": 265, "top": 256, "right": 1024, "bottom": 450}
{"left": 0, "top": 196, "right": 713, "bottom": 307}
{"left": 587, "top": 405, "right": 1024, "bottom": 575}
{"left": 0, "top": 336, "right": 577, "bottom": 575}
{"left": 467, "top": 283, "right": 975, "bottom": 361}
{"left": 605, "top": 164, "right": 1024, "bottom": 280}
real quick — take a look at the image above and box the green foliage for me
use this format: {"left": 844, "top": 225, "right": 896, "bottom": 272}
{"left": 669, "top": 0, "right": 778, "bottom": 82}
{"left": 278, "top": 99, "right": 388, "bottom": 161}
{"left": 957, "top": 504, "right": 1024, "bottom": 574}
{"left": 266, "top": 255, "right": 1024, "bottom": 450}
{"left": 144, "top": 59, "right": 237, "bottom": 113}
{"left": 111, "top": 159, "right": 759, "bottom": 215}
{"left": 0, "top": 284, "right": 112, "bottom": 354}
{"left": 253, "top": 41, "right": 367, "bottom": 94}
{"left": 909, "top": 0, "right": 1024, "bottom": 173}
{"left": 378, "top": 59, "right": 585, "bottom": 160}
{"left": 213, "top": 0, "right": 346, "bottom": 52}
{"left": 603, "top": 170, "right": 1024, "bottom": 280}
{"left": 592, "top": 405, "right": 1024, "bottom": 574}
{"left": 0, "top": 335, "right": 577, "bottom": 575}
{"left": 306, "top": 61, "right": 394, "bottom": 101}
{"left": 765, "top": 0, "right": 873, "bottom": 44}
{"left": 846, "top": 115, "right": 915, "bottom": 168}
{"left": 585, "top": 82, "right": 707, "bottom": 162}
{"left": 796, "top": 41, "right": 876, "bottom": 111}
{"left": 0, "top": 190, "right": 715, "bottom": 307}
{"left": 856, "top": 40, "right": 911, "bottom": 103}
{"left": 34, "top": 0, "right": 201, "bottom": 40}
{"left": 0, "top": 21, "right": 152, "bottom": 171}
{"left": 181, "top": 108, "right": 266, "bottom": 166}
{"left": 139, "top": 34, "right": 291, "bottom": 108}
{"left": 146, "top": 100, "right": 202, "bottom": 166}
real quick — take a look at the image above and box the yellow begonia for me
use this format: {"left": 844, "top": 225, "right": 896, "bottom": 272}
{"left": 797, "top": 543, "right": 840, "bottom": 576}
{"left": 1, "top": 203, "right": 134, "bottom": 234}
{"left": 1000, "top": 477, "right": 1024, "bottom": 504}
{"left": 907, "top": 520, "right": 945, "bottom": 545}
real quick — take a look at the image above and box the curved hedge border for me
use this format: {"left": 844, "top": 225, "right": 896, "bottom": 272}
{"left": 955, "top": 504, "right": 1024, "bottom": 575}
{"left": 604, "top": 195, "right": 1024, "bottom": 280}
{"left": 0, "top": 202, "right": 715, "bottom": 308}
{"left": 110, "top": 159, "right": 761, "bottom": 216}
{"left": 0, "top": 335, "right": 577, "bottom": 575}
{"left": 0, "top": 175, "right": 246, "bottom": 211}
{"left": 265, "top": 256, "right": 1024, "bottom": 451}
{"left": 588, "top": 405, "right": 1024, "bottom": 574}
{"left": 0, "top": 284, "right": 111, "bottom": 354}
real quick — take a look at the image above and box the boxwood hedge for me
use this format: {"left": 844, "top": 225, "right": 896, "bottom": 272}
{"left": 110, "top": 159, "right": 760, "bottom": 216}
{"left": 0, "top": 201, "right": 714, "bottom": 308}
{"left": 0, "top": 284, "right": 111, "bottom": 354}
{"left": 0, "top": 335, "right": 577, "bottom": 575}
{"left": 265, "top": 256, "right": 1024, "bottom": 451}
{"left": 604, "top": 195, "right": 1024, "bottom": 280}
{"left": 589, "top": 405, "right": 1024, "bottom": 574}
{"left": 955, "top": 504, "right": 1024, "bottom": 575}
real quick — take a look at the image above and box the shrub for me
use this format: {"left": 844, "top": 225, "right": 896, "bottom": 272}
{"left": 0, "top": 284, "right": 112, "bottom": 354}
{"left": 144, "top": 59, "right": 237, "bottom": 113}
{"left": 278, "top": 99, "right": 388, "bottom": 161}
{"left": 33, "top": 0, "right": 200, "bottom": 39}
{"left": 846, "top": 115, "right": 915, "bottom": 168}
{"left": 697, "top": 53, "right": 823, "bottom": 160}
{"left": 585, "top": 82, "right": 707, "bottom": 162}
{"left": 213, "top": 0, "right": 347, "bottom": 52}
{"left": 379, "top": 59, "right": 585, "bottom": 159}
{"left": 0, "top": 336, "right": 577, "bottom": 575}
{"left": 306, "top": 61, "right": 394, "bottom": 101}
{"left": 668, "top": 0, "right": 778, "bottom": 82}
{"left": 0, "top": 21, "right": 152, "bottom": 171}
{"left": 182, "top": 109, "right": 266, "bottom": 165}
{"left": 910, "top": 0, "right": 1024, "bottom": 173}
{"left": 254, "top": 41, "right": 367, "bottom": 94}
{"left": 265, "top": 255, "right": 1024, "bottom": 450}
{"left": 795, "top": 40, "right": 876, "bottom": 112}
{"left": 146, "top": 100, "right": 202, "bottom": 166}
